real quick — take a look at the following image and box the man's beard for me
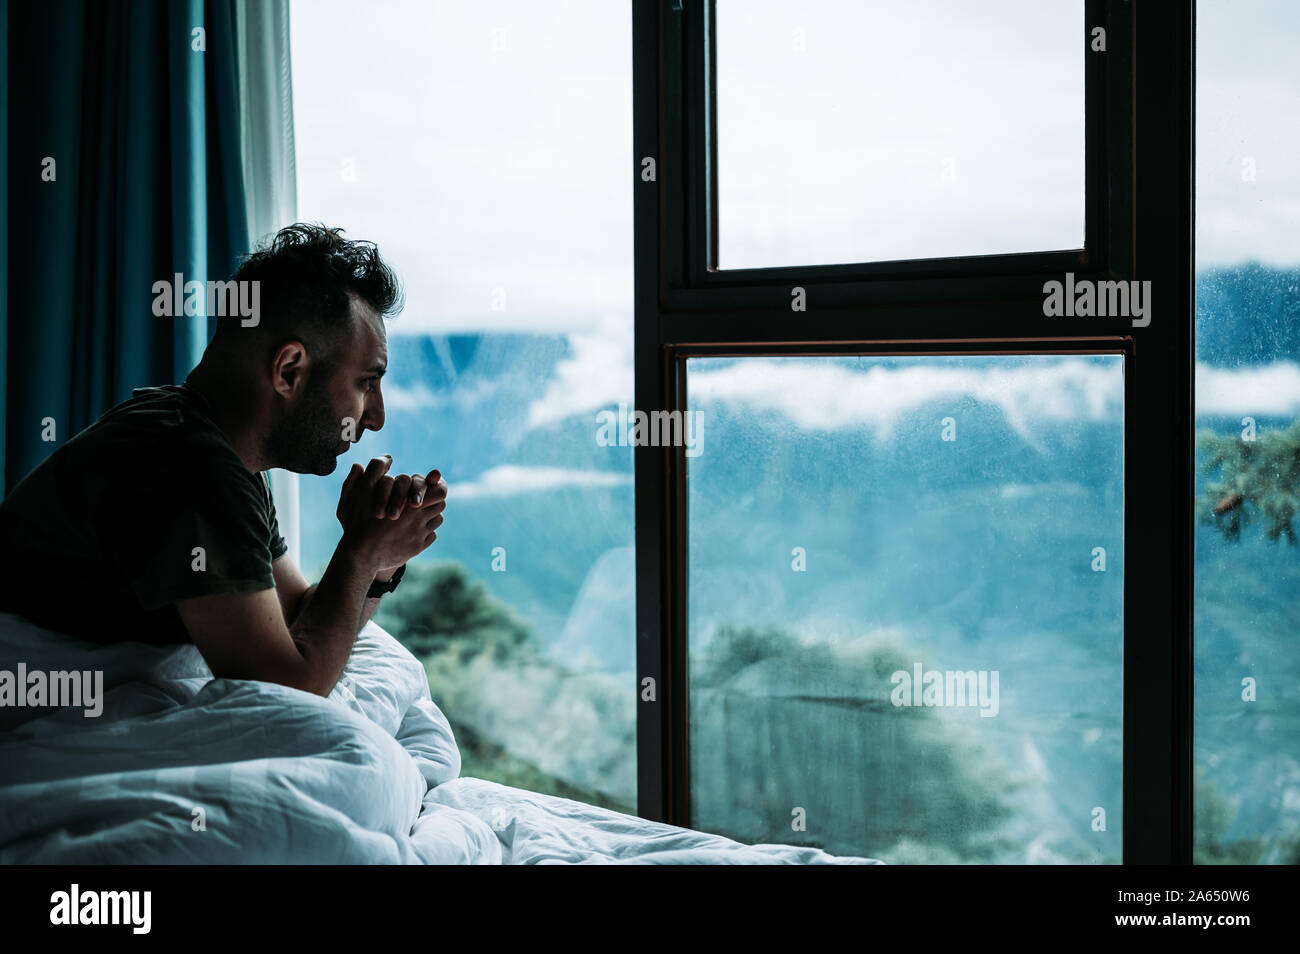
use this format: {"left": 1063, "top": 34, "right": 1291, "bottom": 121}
{"left": 264, "top": 371, "right": 348, "bottom": 475}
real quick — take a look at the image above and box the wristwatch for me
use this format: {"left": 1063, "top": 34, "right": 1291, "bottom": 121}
{"left": 367, "top": 563, "right": 407, "bottom": 599}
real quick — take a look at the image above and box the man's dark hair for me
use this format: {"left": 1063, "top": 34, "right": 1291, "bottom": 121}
{"left": 220, "top": 223, "right": 403, "bottom": 376}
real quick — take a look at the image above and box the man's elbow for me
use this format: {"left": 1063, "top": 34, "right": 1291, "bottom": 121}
{"left": 282, "top": 639, "right": 340, "bottom": 697}
{"left": 210, "top": 652, "right": 336, "bottom": 698}
{"left": 276, "top": 669, "right": 335, "bottom": 697}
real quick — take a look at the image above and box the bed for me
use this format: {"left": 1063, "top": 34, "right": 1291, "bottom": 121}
{"left": 0, "top": 612, "right": 881, "bottom": 864}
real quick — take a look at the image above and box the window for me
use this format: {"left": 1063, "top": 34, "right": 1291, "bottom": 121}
{"left": 291, "top": 0, "right": 637, "bottom": 810}
{"left": 1194, "top": 0, "right": 1300, "bottom": 865}
{"left": 636, "top": 0, "right": 1189, "bottom": 864}
{"left": 288, "top": 1, "right": 1212, "bottom": 864}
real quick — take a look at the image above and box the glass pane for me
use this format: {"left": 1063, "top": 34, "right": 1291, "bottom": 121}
{"left": 687, "top": 354, "right": 1124, "bottom": 863}
{"left": 1194, "top": 0, "right": 1300, "bottom": 864}
{"left": 716, "top": 0, "right": 1086, "bottom": 269}
{"left": 291, "top": 0, "right": 637, "bottom": 811}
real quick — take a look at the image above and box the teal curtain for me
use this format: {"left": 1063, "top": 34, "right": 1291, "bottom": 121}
{"left": 1, "top": 0, "right": 250, "bottom": 495}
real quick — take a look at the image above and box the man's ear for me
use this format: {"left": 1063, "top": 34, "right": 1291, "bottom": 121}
{"left": 270, "top": 340, "right": 310, "bottom": 398}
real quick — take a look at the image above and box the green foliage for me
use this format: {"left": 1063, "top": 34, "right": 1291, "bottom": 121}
{"left": 1194, "top": 767, "right": 1266, "bottom": 864}
{"left": 692, "top": 624, "right": 789, "bottom": 684}
{"left": 384, "top": 570, "right": 1030, "bottom": 861}
{"left": 1197, "top": 419, "right": 1300, "bottom": 544}
{"left": 386, "top": 570, "right": 1300, "bottom": 864}
{"left": 380, "top": 561, "right": 539, "bottom": 663}
{"left": 453, "top": 720, "right": 634, "bottom": 814}
{"left": 380, "top": 560, "right": 637, "bottom": 808}
{"left": 692, "top": 623, "right": 1023, "bottom": 863}
{"left": 881, "top": 838, "right": 964, "bottom": 865}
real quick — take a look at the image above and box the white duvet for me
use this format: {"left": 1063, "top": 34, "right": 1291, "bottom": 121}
{"left": 0, "top": 612, "right": 880, "bottom": 865}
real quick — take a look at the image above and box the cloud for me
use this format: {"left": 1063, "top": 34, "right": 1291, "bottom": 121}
{"left": 1000, "top": 482, "right": 1089, "bottom": 500}
{"left": 382, "top": 377, "right": 500, "bottom": 412}
{"left": 453, "top": 465, "right": 631, "bottom": 500}
{"left": 292, "top": 0, "right": 634, "bottom": 335}
{"left": 393, "top": 349, "right": 1300, "bottom": 441}
{"left": 381, "top": 381, "right": 441, "bottom": 411}
{"left": 524, "top": 318, "right": 633, "bottom": 429}
{"left": 1196, "top": 361, "right": 1300, "bottom": 416}
{"left": 686, "top": 357, "right": 1300, "bottom": 439}
{"left": 688, "top": 357, "right": 1125, "bottom": 442}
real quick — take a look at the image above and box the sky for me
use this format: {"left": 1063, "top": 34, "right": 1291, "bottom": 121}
{"left": 715, "top": 0, "right": 1085, "bottom": 268}
{"left": 1196, "top": 0, "right": 1300, "bottom": 269}
{"left": 289, "top": 0, "right": 1300, "bottom": 440}
{"left": 290, "top": 0, "right": 633, "bottom": 337}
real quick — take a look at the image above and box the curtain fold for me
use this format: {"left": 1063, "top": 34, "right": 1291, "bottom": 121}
{"left": 237, "top": 0, "right": 301, "bottom": 565}
{"left": 2, "top": 0, "right": 250, "bottom": 496}
{"left": 236, "top": 0, "right": 297, "bottom": 247}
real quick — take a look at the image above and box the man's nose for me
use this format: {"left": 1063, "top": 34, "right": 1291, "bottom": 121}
{"left": 363, "top": 397, "right": 385, "bottom": 432}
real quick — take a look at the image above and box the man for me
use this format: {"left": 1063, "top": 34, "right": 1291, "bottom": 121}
{"left": 0, "top": 223, "right": 445, "bottom": 697}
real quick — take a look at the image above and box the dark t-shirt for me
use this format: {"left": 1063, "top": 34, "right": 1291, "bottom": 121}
{"left": 0, "top": 384, "right": 287, "bottom": 645}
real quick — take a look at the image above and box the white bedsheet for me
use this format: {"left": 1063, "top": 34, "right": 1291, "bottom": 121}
{"left": 0, "top": 612, "right": 880, "bottom": 865}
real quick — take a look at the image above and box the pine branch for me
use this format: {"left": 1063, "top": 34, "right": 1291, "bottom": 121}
{"left": 1196, "top": 419, "right": 1300, "bottom": 544}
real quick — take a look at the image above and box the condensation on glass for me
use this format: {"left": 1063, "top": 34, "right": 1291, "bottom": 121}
{"left": 686, "top": 353, "right": 1124, "bottom": 863}
{"left": 1193, "top": 0, "right": 1300, "bottom": 866}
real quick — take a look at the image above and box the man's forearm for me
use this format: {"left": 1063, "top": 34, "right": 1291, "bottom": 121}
{"left": 289, "top": 584, "right": 317, "bottom": 628}
{"left": 290, "top": 568, "right": 394, "bottom": 632}
{"left": 355, "top": 565, "right": 395, "bottom": 630}
{"left": 287, "top": 538, "right": 381, "bottom": 694}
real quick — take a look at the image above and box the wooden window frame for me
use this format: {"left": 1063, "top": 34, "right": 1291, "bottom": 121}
{"left": 633, "top": 0, "right": 1193, "bottom": 864}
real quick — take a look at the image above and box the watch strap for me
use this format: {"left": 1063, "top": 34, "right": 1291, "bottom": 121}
{"left": 366, "top": 562, "right": 406, "bottom": 599}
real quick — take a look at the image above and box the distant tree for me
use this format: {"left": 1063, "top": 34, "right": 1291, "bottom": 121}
{"left": 1194, "top": 767, "right": 1266, "bottom": 864}
{"left": 379, "top": 561, "right": 635, "bottom": 810}
{"left": 693, "top": 623, "right": 1024, "bottom": 863}
{"left": 1198, "top": 419, "right": 1300, "bottom": 543}
{"left": 380, "top": 561, "right": 538, "bottom": 663}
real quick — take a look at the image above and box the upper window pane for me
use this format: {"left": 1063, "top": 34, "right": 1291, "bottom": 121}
{"left": 716, "top": 0, "right": 1086, "bottom": 269}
